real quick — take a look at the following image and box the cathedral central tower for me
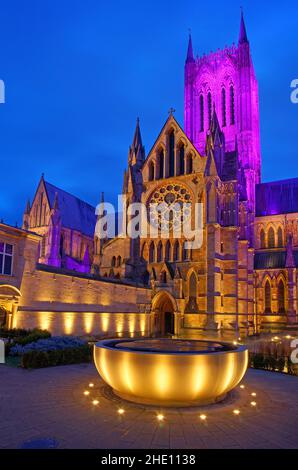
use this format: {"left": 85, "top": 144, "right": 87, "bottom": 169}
{"left": 184, "top": 12, "right": 261, "bottom": 209}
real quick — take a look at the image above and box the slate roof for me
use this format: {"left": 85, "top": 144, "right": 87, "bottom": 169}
{"left": 256, "top": 178, "right": 298, "bottom": 216}
{"left": 254, "top": 250, "right": 298, "bottom": 269}
{"left": 44, "top": 181, "right": 96, "bottom": 237}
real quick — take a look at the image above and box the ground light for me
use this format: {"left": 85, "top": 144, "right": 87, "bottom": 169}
{"left": 200, "top": 414, "right": 207, "bottom": 421}
{"left": 157, "top": 414, "right": 164, "bottom": 422}
{"left": 83, "top": 390, "right": 90, "bottom": 396}
{"left": 233, "top": 409, "right": 240, "bottom": 415}
{"left": 251, "top": 401, "right": 257, "bottom": 407}
{"left": 118, "top": 408, "right": 125, "bottom": 415}
{"left": 92, "top": 400, "right": 99, "bottom": 405}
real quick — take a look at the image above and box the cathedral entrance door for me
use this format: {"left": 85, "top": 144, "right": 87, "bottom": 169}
{"left": 164, "top": 311, "right": 174, "bottom": 336}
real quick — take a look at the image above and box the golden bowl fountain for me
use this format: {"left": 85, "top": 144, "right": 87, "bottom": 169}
{"left": 94, "top": 338, "right": 248, "bottom": 407}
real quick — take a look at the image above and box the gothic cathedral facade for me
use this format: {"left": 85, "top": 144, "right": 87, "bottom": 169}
{"left": 21, "top": 13, "right": 298, "bottom": 336}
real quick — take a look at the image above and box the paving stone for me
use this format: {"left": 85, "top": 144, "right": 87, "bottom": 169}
{"left": 0, "top": 364, "right": 298, "bottom": 449}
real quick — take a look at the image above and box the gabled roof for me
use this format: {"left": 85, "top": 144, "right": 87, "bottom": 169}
{"left": 256, "top": 178, "right": 298, "bottom": 216}
{"left": 144, "top": 114, "right": 203, "bottom": 165}
{"left": 44, "top": 180, "right": 96, "bottom": 237}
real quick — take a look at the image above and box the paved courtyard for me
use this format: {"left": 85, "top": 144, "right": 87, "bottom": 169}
{"left": 0, "top": 363, "right": 298, "bottom": 449}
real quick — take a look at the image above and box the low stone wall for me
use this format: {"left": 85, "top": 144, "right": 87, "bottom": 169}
{"left": 15, "top": 310, "right": 150, "bottom": 337}
{"left": 14, "top": 267, "right": 152, "bottom": 336}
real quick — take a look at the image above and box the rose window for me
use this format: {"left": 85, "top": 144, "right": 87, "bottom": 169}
{"left": 147, "top": 184, "right": 192, "bottom": 231}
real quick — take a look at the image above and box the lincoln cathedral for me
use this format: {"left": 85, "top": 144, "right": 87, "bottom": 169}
{"left": 1, "top": 13, "right": 297, "bottom": 337}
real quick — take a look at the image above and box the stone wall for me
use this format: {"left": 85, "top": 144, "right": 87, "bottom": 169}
{"left": 15, "top": 266, "right": 151, "bottom": 336}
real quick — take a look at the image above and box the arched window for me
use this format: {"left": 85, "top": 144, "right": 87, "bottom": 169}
{"left": 149, "top": 161, "right": 154, "bottom": 181}
{"left": 278, "top": 280, "right": 285, "bottom": 313}
{"left": 221, "top": 88, "right": 226, "bottom": 127}
{"left": 260, "top": 229, "right": 266, "bottom": 249}
{"left": 186, "top": 155, "right": 193, "bottom": 174}
{"left": 111, "top": 256, "right": 116, "bottom": 267}
{"left": 117, "top": 255, "right": 122, "bottom": 267}
{"left": 200, "top": 95, "right": 204, "bottom": 132}
{"left": 207, "top": 92, "right": 212, "bottom": 128}
{"left": 268, "top": 227, "right": 275, "bottom": 248}
{"left": 264, "top": 280, "right": 271, "bottom": 313}
{"left": 157, "top": 241, "right": 163, "bottom": 262}
{"left": 174, "top": 240, "right": 180, "bottom": 261}
{"left": 158, "top": 150, "right": 164, "bottom": 179}
{"left": 149, "top": 242, "right": 155, "bottom": 263}
{"left": 169, "top": 130, "right": 175, "bottom": 177}
{"left": 277, "top": 227, "right": 283, "bottom": 247}
{"left": 141, "top": 243, "right": 148, "bottom": 260}
{"left": 160, "top": 271, "right": 167, "bottom": 284}
{"left": 230, "top": 85, "right": 235, "bottom": 125}
{"left": 165, "top": 240, "right": 171, "bottom": 261}
{"left": 179, "top": 144, "right": 185, "bottom": 175}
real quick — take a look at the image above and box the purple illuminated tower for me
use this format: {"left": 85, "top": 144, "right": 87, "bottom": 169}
{"left": 184, "top": 12, "right": 261, "bottom": 208}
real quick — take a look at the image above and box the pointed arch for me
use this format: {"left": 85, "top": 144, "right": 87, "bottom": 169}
{"left": 278, "top": 279, "right": 286, "bottom": 313}
{"left": 117, "top": 255, "right": 122, "bottom": 267}
{"left": 169, "top": 129, "right": 175, "bottom": 177}
{"left": 268, "top": 227, "right": 275, "bottom": 248}
{"left": 149, "top": 241, "right": 155, "bottom": 263}
{"left": 111, "top": 256, "right": 116, "bottom": 267}
{"left": 148, "top": 161, "right": 155, "bottom": 181}
{"left": 178, "top": 142, "right": 185, "bottom": 175}
{"left": 230, "top": 85, "right": 235, "bottom": 125}
{"left": 207, "top": 91, "right": 212, "bottom": 128}
{"left": 165, "top": 240, "right": 171, "bottom": 261}
{"left": 157, "top": 149, "right": 164, "bottom": 179}
{"left": 221, "top": 87, "right": 226, "bottom": 127}
{"left": 260, "top": 228, "right": 266, "bottom": 249}
{"left": 199, "top": 94, "right": 204, "bottom": 132}
{"left": 173, "top": 240, "right": 180, "bottom": 261}
{"left": 264, "top": 280, "right": 272, "bottom": 313}
{"left": 157, "top": 241, "right": 163, "bottom": 262}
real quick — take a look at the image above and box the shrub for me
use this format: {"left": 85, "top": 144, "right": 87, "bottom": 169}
{"left": 0, "top": 328, "right": 29, "bottom": 339}
{"left": 13, "top": 329, "right": 51, "bottom": 346}
{"left": 9, "top": 336, "right": 85, "bottom": 356}
{"left": 276, "top": 357, "right": 285, "bottom": 372}
{"left": 21, "top": 344, "right": 92, "bottom": 369}
{"left": 263, "top": 355, "right": 276, "bottom": 371}
{"left": 251, "top": 353, "right": 265, "bottom": 369}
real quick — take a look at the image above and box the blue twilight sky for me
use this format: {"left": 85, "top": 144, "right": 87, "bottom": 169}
{"left": 0, "top": 0, "right": 297, "bottom": 225}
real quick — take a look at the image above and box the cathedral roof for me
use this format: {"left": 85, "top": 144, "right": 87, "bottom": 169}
{"left": 44, "top": 180, "right": 96, "bottom": 237}
{"left": 256, "top": 178, "right": 298, "bottom": 216}
{"left": 254, "top": 250, "right": 298, "bottom": 269}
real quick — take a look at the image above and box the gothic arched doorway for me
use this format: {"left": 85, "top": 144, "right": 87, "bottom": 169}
{"left": 152, "top": 291, "right": 176, "bottom": 336}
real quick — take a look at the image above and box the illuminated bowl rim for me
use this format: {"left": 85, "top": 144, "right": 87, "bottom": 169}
{"left": 94, "top": 338, "right": 248, "bottom": 356}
